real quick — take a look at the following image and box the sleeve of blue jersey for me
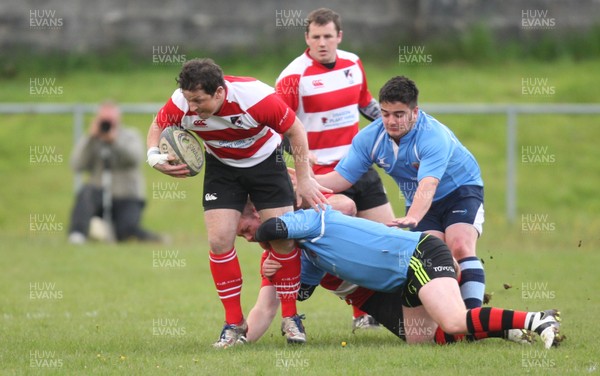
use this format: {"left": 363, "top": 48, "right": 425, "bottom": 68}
{"left": 280, "top": 209, "right": 322, "bottom": 240}
{"left": 415, "top": 125, "right": 453, "bottom": 181}
{"left": 334, "top": 124, "right": 376, "bottom": 184}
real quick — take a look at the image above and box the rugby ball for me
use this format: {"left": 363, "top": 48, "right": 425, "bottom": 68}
{"left": 158, "top": 127, "right": 204, "bottom": 176}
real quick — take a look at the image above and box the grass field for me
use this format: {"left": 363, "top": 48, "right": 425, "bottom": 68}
{"left": 1, "top": 58, "right": 599, "bottom": 375}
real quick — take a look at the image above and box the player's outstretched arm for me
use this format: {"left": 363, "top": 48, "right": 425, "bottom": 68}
{"left": 246, "top": 285, "right": 279, "bottom": 342}
{"left": 314, "top": 170, "right": 353, "bottom": 194}
{"left": 389, "top": 177, "right": 439, "bottom": 228}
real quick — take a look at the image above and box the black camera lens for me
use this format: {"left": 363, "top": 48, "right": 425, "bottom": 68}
{"left": 100, "top": 120, "right": 112, "bottom": 133}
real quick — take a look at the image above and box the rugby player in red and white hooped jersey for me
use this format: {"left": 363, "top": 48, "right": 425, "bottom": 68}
{"left": 274, "top": 8, "right": 396, "bottom": 331}
{"left": 146, "top": 58, "right": 329, "bottom": 348}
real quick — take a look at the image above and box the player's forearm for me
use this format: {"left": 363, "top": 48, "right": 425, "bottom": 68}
{"left": 284, "top": 119, "right": 312, "bottom": 180}
{"left": 314, "top": 171, "right": 353, "bottom": 193}
{"left": 246, "top": 286, "right": 279, "bottom": 342}
{"left": 406, "top": 177, "right": 438, "bottom": 223}
{"left": 358, "top": 98, "right": 381, "bottom": 121}
{"left": 147, "top": 119, "right": 162, "bottom": 149}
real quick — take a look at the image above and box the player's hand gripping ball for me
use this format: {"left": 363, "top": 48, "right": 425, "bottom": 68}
{"left": 158, "top": 127, "right": 204, "bottom": 176}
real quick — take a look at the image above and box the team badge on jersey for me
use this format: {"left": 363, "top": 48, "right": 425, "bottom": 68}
{"left": 412, "top": 162, "right": 420, "bottom": 170}
{"left": 229, "top": 116, "right": 243, "bottom": 127}
{"left": 343, "top": 69, "right": 354, "bottom": 84}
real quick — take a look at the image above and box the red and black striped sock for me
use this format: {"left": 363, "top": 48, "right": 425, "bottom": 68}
{"left": 434, "top": 327, "right": 465, "bottom": 344}
{"left": 466, "top": 307, "right": 528, "bottom": 333}
{"left": 434, "top": 327, "right": 508, "bottom": 344}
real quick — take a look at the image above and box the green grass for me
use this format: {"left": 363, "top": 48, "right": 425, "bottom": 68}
{"left": 2, "top": 238, "right": 599, "bottom": 375}
{"left": 1, "top": 59, "right": 599, "bottom": 374}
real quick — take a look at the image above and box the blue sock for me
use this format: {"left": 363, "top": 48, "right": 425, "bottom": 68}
{"left": 458, "top": 256, "right": 486, "bottom": 308}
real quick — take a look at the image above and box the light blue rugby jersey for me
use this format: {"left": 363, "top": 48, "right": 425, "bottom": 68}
{"left": 335, "top": 110, "right": 483, "bottom": 206}
{"left": 280, "top": 206, "right": 421, "bottom": 293}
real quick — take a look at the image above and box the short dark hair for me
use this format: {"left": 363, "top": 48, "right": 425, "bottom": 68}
{"left": 306, "top": 8, "right": 342, "bottom": 34}
{"left": 378, "top": 76, "right": 419, "bottom": 108}
{"left": 176, "top": 58, "right": 225, "bottom": 95}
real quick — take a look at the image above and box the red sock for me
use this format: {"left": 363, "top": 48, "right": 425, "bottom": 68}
{"left": 353, "top": 306, "right": 368, "bottom": 319}
{"left": 269, "top": 247, "right": 300, "bottom": 318}
{"left": 466, "top": 307, "right": 528, "bottom": 333}
{"left": 209, "top": 248, "right": 243, "bottom": 325}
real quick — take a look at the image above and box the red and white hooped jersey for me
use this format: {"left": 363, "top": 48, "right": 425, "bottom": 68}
{"left": 155, "top": 76, "right": 295, "bottom": 168}
{"left": 276, "top": 49, "right": 373, "bottom": 174}
{"left": 319, "top": 273, "right": 375, "bottom": 308}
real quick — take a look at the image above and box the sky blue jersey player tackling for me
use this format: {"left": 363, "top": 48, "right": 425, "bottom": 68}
{"left": 316, "top": 76, "right": 486, "bottom": 309}
{"left": 254, "top": 206, "right": 563, "bottom": 349}
{"left": 274, "top": 206, "right": 422, "bottom": 292}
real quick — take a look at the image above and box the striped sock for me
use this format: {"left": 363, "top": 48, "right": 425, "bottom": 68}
{"left": 209, "top": 248, "right": 243, "bottom": 325}
{"left": 458, "top": 256, "right": 486, "bottom": 308}
{"left": 434, "top": 327, "right": 465, "bottom": 344}
{"left": 466, "top": 307, "right": 528, "bottom": 333}
{"left": 434, "top": 326, "right": 510, "bottom": 344}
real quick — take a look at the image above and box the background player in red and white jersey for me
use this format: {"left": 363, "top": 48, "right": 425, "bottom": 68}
{"left": 146, "top": 58, "right": 329, "bottom": 348}
{"left": 275, "top": 8, "right": 396, "bottom": 331}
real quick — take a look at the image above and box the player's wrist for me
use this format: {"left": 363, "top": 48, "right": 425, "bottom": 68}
{"left": 147, "top": 147, "right": 160, "bottom": 157}
{"left": 146, "top": 147, "right": 167, "bottom": 167}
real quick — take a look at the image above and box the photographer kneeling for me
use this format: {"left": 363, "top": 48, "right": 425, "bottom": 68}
{"left": 67, "top": 101, "right": 162, "bottom": 244}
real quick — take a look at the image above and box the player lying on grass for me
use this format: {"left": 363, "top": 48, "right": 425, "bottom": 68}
{"left": 254, "top": 250, "right": 537, "bottom": 345}
{"left": 237, "top": 202, "right": 556, "bottom": 346}
{"left": 250, "top": 205, "right": 563, "bottom": 349}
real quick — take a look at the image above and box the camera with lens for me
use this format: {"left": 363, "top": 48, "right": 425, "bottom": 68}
{"left": 99, "top": 120, "right": 113, "bottom": 134}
